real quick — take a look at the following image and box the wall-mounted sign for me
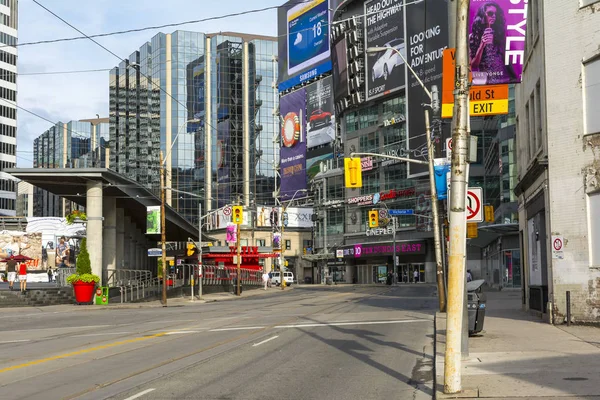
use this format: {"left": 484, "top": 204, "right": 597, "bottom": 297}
{"left": 347, "top": 188, "right": 416, "bottom": 206}
{"left": 361, "top": 157, "right": 373, "bottom": 172}
{"left": 366, "top": 226, "right": 395, "bottom": 237}
{"left": 382, "top": 115, "right": 406, "bottom": 127}
{"left": 341, "top": 241, "right": 426, "bottom": 258}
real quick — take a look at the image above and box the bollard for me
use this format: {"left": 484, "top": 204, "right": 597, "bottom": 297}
{"left": 566, "top": 291, "right": 571, "bottom": 326}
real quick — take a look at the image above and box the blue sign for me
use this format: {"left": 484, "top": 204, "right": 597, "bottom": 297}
{"left": 278, "top": 60, "right": 332, "bottom": 92}
{"left": 148, "top": 248, "right": 163, "bottom": 257}
{"left": 388, "top": 209, "right": 414, "bottom": 216}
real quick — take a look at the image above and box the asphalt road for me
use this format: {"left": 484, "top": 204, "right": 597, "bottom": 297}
{"left": 0, "top": 285, "right": 439, "bottom": 400}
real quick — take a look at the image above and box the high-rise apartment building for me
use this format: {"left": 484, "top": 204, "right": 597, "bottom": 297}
{"left": 109, "top": 30, "right": 279, "bottom": 226}
{"left": 0, "top": 0, "right": 17, "bottom": 215}
{"left": 32, "top": 118, "right": 109, "bottom": 216}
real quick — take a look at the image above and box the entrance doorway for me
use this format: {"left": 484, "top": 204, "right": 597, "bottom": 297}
{"left": 399, "top": 263, "right": 425, "bottom": 283}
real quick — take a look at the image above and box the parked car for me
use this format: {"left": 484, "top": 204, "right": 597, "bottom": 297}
{"left": 309, "top": 109, "right": 332, "bottom": 130}
{"left": 271, "top": 271, "right": 294, "bottom": 286}
{"left": 371, "top": 38, "right": 405, "bottom": 81}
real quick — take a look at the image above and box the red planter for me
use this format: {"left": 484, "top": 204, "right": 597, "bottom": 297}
{"left": 72, "top": 281, "right": 96, "bottom": 304}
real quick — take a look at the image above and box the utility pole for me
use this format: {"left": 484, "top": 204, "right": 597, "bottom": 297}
{"left": 444, "top": 0, "right": 470, "bottom": 394}
{"left": 198, "top": 202, "right": 203, "bottom": 299}
{"left": 160, "top": 151, "right": 167, "bottom": 307}
{"left": 236, "top": 222, "right": 241, "bottom": 296}
{"left": 425, "top": 87, "right": 446, "bottom": 312}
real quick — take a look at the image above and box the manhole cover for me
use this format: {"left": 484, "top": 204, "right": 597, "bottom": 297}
{"left": 563, "top": 377, "right": 588, "bottom": 381}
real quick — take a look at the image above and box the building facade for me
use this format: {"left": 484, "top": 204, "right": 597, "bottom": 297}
{"left": 514, "top": 0, "right": 600, "bottom": 322}
{"left": 109, "top": 31, "right": 279, "bottom": 227}
{"left": 0, "top": 0, "right": 17, "bottom": 216}
{"left": 32, "top": 118, "right": 109, "bottom": 217}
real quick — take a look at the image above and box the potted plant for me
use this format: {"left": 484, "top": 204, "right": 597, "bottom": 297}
{"left": 66, "top": 210, "right": 87, "bottom": 225}
{"left": 66, "top": 238, "right": 99, "bottom": 304}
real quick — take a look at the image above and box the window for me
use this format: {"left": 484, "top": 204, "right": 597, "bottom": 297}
{"left": 589, "top": 192, "right": 600, "bottom": 265}
{"left": 359, "top": 131, "right": 379, "bottom": 153}
{"left": 361, "top": 171, "right": 379, "bottom": 195}
{"left": 285, "top": 239, "right": 291, "bottom": 250}
{"left": 584, "top": 58, "right": 600, "bottom": 134}
{"left": 256, "top": 239, "right": 266, "bottom": 247}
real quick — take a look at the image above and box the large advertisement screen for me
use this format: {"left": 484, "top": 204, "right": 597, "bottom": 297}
{"left": 279, "top": 89, "right": 307, "bottom": 200}
{"left": 306, "top": 76, "right": 335, "bottom": 149}
{"left": 332, "top": 37, "right": 349, "bottom": 104}
{"left": 405, "top": 0, "right": 449, "bottom": 177}
{"left": 364, "top": 0, "right": 406, "bottom": 101}
{"left": 469, "top": 0, "right": 527, "bottom": 85}
{"left": 277, "top": 0, "right": 332, "bottom": 92}
{"left": 307, "top": 144, "right": 333, "bottom": 181}
{"left": 216, "top": 120, "right": 230, "bottom": 208}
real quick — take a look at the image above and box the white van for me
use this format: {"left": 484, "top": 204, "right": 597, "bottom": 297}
{"left": 271, "top": 271, "right": 294, "bottom": 286}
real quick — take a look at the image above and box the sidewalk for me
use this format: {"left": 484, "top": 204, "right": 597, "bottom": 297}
{"left": 0, "top": 285, "right": 293, "bottom": 314}
{"left": 435, "top": 291, "right": 600, "bottom": 399}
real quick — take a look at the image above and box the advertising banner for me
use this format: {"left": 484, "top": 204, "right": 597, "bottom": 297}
{"left": 216, "top": 120, "right": 231, "bottom": 208}
{"left": 469, "top": 0, "right": 527, "bottom": 85}
{"left": 364, "top": 0, "right": 406, "bottom": 101}
{"left": 306, "top": 144, "right": 333, "bottom": 181}
{"left": 405, "top": 0, "right": 449, "bottom": 177}
{"left": 280, "top": 89, "right": 307, "bottom": 200}
{"left": 257, "top": 207, "right": 314, "bottom": 229}
{"left": 0, "top": 232, "right": 43, "bottom": 271}
{"left": 146, "top": 206, "right": 161, "bottom": 235}
{"left": 206, "top": 206, "right": 251, "bottom": 231}
{"left": 306, "top": 76, "right": 335, "bottom": 149}
{"left": 277, "top": 0, "right": 332, "bottom": 92}
{"left": 332, "top": 36, "right": 349, "bottom": 105}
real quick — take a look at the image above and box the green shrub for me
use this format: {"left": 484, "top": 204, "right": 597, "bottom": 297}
{"left": 68, "top": 238, "right": 100, "bottom": 285}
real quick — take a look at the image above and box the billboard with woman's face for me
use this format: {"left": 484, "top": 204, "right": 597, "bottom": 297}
{"left": 469, "top": 0, "right": 528, "bottom": 85}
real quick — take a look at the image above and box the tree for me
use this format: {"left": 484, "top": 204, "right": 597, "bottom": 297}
{"left": 76, "top": 238, "right": 92, "bottom": 275}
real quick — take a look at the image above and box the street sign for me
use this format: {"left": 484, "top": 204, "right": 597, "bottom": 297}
{"left": 336, "top": 249, "right": 343, "bottom": 258}
{"left": 148, "top": 248, "right": 162, "bottom": 257}
{"left": 388, "top": 209, "right": 414, "bottom": 216}
{"left": 441, "top": 48, "right": 509, "bottom": 118}
{"left": 446, "top": 138, "right": 452, "bottom": 161}
{"left": 552, "top": 235, "right": 564, "bottom": 259}
{"left": 223, "top": 206, "right": 232, "bottom": 216}
{"left": 466, "top": 187, "right": 483, "bottom": 222}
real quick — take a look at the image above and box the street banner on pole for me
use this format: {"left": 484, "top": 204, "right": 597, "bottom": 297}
{"left": 146, "top": 206, "right": 160, "bottom": 234}
{"left": 468, "top": 0, "right": 528, "bottom": 85}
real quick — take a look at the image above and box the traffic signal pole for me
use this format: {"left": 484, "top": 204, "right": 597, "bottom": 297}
{"left": 236, "top": 222, "right": 241, "bottom": 296}
{"left": 160, "top": 152, "right": 167, "bottom": 307}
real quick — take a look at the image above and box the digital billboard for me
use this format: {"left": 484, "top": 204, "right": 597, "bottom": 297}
{"left": 468, "top": 0, "right": 527, "bottom": 85}
{"left": 216, "top": 120, "right": 230, "bottom": 208}
{"left": 256, "top": 206, "right": 314, "bottom": 229}
{"left": 306, "top": 76, "right": 335, "bottom": 149}
{"left": 364, "top": 0, "right": 406, "bottom": 101}
{"left": 306, "top": 144, "right": 333, "bottom": 181}
{"left": 332, "top": 36, "right": 349, "bottom": 105}
{"left": 279, "top": 88, "right": 307, "bottom": 200}
{"left": 277, "top": 0, "right": 332, "bottom": 92}
{"left": 405, "top": 0, "right": 449, "bottom": 177}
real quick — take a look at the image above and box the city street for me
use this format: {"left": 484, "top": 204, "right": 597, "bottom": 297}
{"left": 0, "top": 285, "right": 438, "bottom": 400}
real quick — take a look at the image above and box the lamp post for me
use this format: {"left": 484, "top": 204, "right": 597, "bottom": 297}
{"left": 365, "top": 46, "right": 446, "bottom": 313}
{"left": 278, "top": 189, "right": 307, "bottom": 289}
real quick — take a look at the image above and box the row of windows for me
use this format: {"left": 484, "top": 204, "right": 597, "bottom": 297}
{"left": 0, "top": 32, "right": 16, "bottom": 47}
{"left": 0, "top": 85, "right": 15, "bottom": 101}
{"left": 0, "top": 67, "right": 15, "bottom": 83}
{"left": 0, "top": 178, "right": 14, "bottom": 192}
{"left": 1, "top": 123, "right": 15, "bottom": 137}
{"left": 0, "top": 105, "right": 15, "bottom": 119}
{"left": 0, "top": 12, "right": 10, "bottom": 26}
{"left": 0, "top": 50, "right": 14, "bottom": 66}
{"left": 0, "top": 198, "right": 15, "bottom": 210}
{"left": 0, "top": 160, "right": 14, "bottom": 170}
{"left": 0, "top": 140, "right": 14, "bottom": 155}
{"left": 345, "top": 95, "right": 407, "bottom": 133}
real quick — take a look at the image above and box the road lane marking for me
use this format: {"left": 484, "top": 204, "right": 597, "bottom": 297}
{"left": 274, "top": 319, "right": 431, "bottom": 329}
{"left": 209, "top": 326, "right": 265, "bottom": 332}
{"left": 0, "top": 340, "right": 30, "bottom": 344}
{"left": 252, "top": 336, "right": 279, "bottom": 347}
{"left": 123, "top": 388, "right": 155, "bottom": 400}
{"left": 0, "top": 332, "right": 166, "bottom": 374}
{"left": 3, "top": 325, "right": 113, "bottom": 333}
{"left": 72, "top": 332, "right": 132, "bottom": 338}
{"left": 165, "top": 331, "right": 203, "bottom": 335}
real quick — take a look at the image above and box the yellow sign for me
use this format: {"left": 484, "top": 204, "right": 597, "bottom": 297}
{"left": 441, "top": 48, "right": 509, "bottom": 118}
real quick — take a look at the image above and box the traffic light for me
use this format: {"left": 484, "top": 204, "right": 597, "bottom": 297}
{"left": 344, "top": 157, "right": 362, "bottom": 188}
{"left": 186, "top": 242, "right": 197, "bottom": 257}
{"left": 484, "top": 205, "right": 495, "bottom": 223}
{"left": 232, "top": 206, "right": 243, "bottom": 225}
{"left": 368, "top": 210, "right": 379, "bottom": 228}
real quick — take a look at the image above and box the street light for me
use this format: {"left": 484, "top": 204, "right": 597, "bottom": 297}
{"left": 277, "top": 188, "right": 307, "bottom": 289}
{"left": 365, "top": 46, "right": 446, "bottom": 312}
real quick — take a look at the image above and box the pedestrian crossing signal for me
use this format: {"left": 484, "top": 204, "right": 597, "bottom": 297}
{"left": 232, "top": 206, "right": 243, "bottom": 225}
{"left": 484, "top": 205, "right": 494, "bottom": 223}
{"left": 368, "top": 210, "right": 379, "bottom": 228}
{"left": 344, "top": 158, "right": 362, "bottom": 188}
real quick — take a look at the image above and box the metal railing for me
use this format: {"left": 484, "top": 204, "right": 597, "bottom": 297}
{"left": 56, "top": 268, "right": 76, "bottom": 287}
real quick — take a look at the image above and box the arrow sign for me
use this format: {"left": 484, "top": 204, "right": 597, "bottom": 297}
{"left": 388, "top": 209, "right": 414, "bottom": 216}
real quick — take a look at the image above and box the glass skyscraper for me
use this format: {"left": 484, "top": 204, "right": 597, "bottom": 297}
{"left": 109, "top": 31, "right": 279, "bottom": 225}
{"left": 0, "top": 0, "right": 17, "bottom": 215}
{"left": 32, "top": 118, "right": 109, "bottom": 216}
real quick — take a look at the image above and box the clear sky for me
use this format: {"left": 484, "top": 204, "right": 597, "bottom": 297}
{"left": 16, "top": 0, "right": 283, "bottom": 167}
